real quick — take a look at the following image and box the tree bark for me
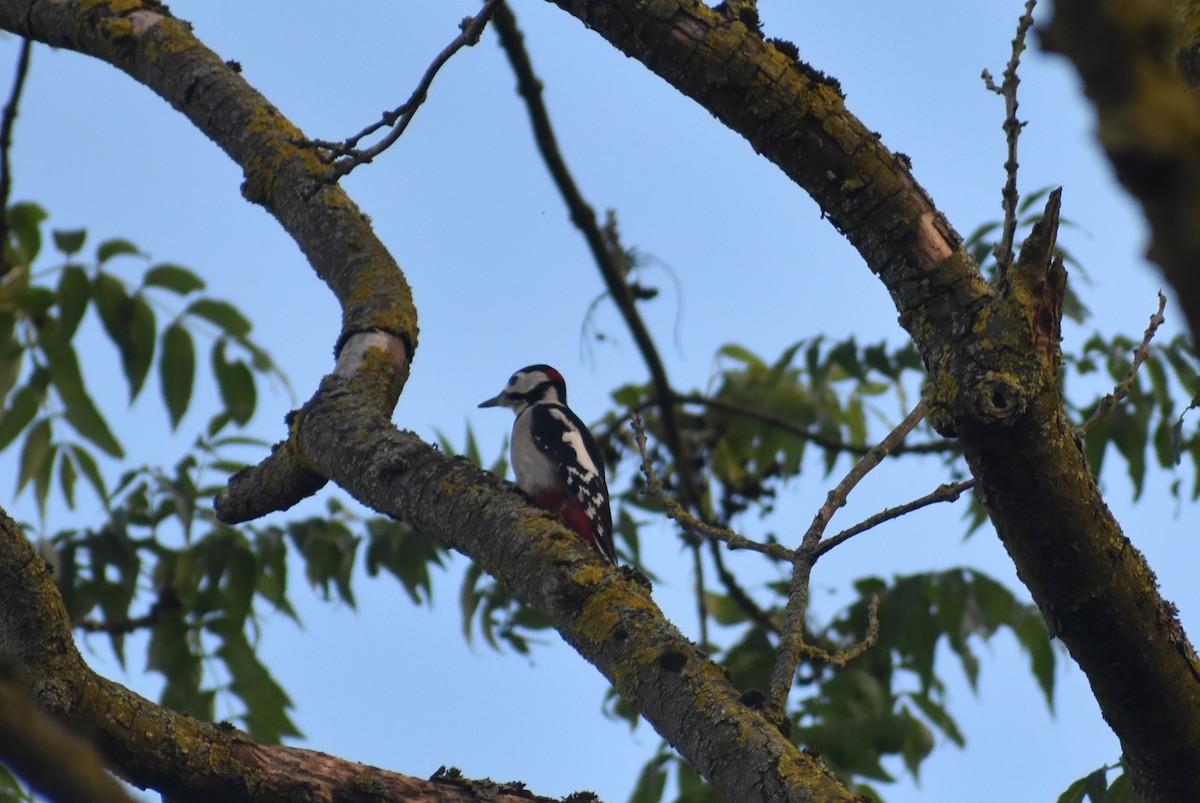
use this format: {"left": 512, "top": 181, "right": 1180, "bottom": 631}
{"left": 0, "top": 510, "right": 612, "bottom": 803}
{"left": 538, "top": 2, "right": 1200, "bottom": 800}
{"left": 2, "top": 0, "right": 1198, "bottom": 801}
{"left": 1044, "top": 0, "right": 1200, "bottom": 351}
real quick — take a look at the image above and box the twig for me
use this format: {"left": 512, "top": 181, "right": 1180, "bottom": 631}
{"left": 815, "top": 479, "right": 975, "bottom": 557}
{"left": 493, "top": 2, "right": 703, "bottom": 513}
{"left": 799, "top": 397, "right": 931, "bottom": 553}
{"left": 982, "top": 0, "right": 1036, "bottom": 276}
{"left": 630, "top": 414, "right": 794, "bottom": 562}
{"left": 311, "top": 0, "right": 503, "bottom": 181}
{"left": 1075, "top": 291, "right": 1168, "bottom": 438}
{"left": 764, "top": 397, "right": 929, "bottom": 720}
{"left": 0, "top": 38, "right": 32, "bottom": 278}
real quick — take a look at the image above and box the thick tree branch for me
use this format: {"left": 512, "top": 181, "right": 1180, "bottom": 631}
{"left": 284, "top": 372, "right": 858, "bottom": 802}
{"left": 1044, "top": 0, "right": 1200, "bottom": 349}
{"left": 0, "top": 0, "right": 420, "bottom": 520}
{"left": 0, "top": 510, "right": 607, "bottom": 803}
{"left": 0, "top": 37, "right": 31, "bottom": 276}
{"left": 0, "top": 659, "right": 136, "bottom": 803}
{"left": 542, "top": 3, "right": 1200, "bottom": 799}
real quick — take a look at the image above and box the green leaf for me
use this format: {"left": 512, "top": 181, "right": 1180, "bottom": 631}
{"left": 59, "top": 448, "right": 78, "bottom": 509}
{"left": 161, "top": 322, "right": 195, "bottom": 428}
{"left": 628, "top": 752, "right": 670, "bottom": 803}
{"left": 56, "top": 265, "right": 90, "bottom": 340}
{"left": 1014, "top": 608, "right": 1057, "bottom": 710}
{"left": 125, "top": 293, "right": 157, "bottom": 399}
{"left": 6, "top": 202, "right": 47, "bottom": 265}
{"left": 210, "top": 619, "right": 302, "bottom": 743}
{"left": 828, "top": 337, "right": 862, "bottom": 380}
{"left": 17, "top": 417, "right": 52, "bottom": 494}
{"left": 1106, "top": 772, "right": 1145, "bottom": 803}
{"left": 0, "top": 760, "right": 34, "bottom": 802}
{"left": 0, "top": 371, "right": 48, "bottom": 451}
{"left": 0, "top": 329, "right": 23, "bottom": 407}
{"left": 212, "top": 339, "right": 256, "bottom": 426}
{"left": 703, "top": 592, "right": 748, "bottom": 626}
{"left": 148, "top": 606, "right": 213, "bottom": 721}
{"left": 254, "top": 528, "right": 298, "bottom": 621}
{"left": 364, "top": 518, "right": 445, "bottom": 604}
{"left": 144, "top": 263, "right": 206, "bottom": 295}
{"left": 92, "top": 272, "right": 158, "bottom": 400}
{"left": 66, "top": 443, "right": 108, "bottom": 505}
{"left": 92, "top": 271, "right": 131, "bottom": 341}
{"left": 288, "top": 518, "right": 358, "bottom": 606}
{"left": 52, "top": 228, "right": 87, "bottom": 256}
{"left": 186, "top": 298, "right": 252, "bottom": 338}
{"left": 44, "top": 322, "right": 124, "bottom": 458}
{"left": 96, "top": 237, "right": 142, "bottom": 264}
{"left": 717, "top": 342, "right": 766, "bottom": 370}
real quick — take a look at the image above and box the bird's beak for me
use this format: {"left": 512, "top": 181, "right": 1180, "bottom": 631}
{"left": 478, "top": 393, "right": 503, "bottom": 409}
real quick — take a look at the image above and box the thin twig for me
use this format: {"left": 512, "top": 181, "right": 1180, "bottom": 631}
{"left": 815, "top": 479, "right": 974, "bottom": 557}
{"left": 1075, "top": 291, "right": 1168, "bottom": 438}
{"left": 982, "top": 0, "right": 1036, "bottom": 276}
{"left": 311, "top": 0, "right": 503, "bottom": 181}
{"left": 493, "top": 2, "right": 703, "bottom": 514}
{"left": 630, "top": 413, "right": 794, "bottom": 562}
{"left": 0, "top": 38, "right": 33, "bottom": 277}
{"left": 799, "top": 397, "right": 931, "bottom": 553}
{"left": 764, "top": 397, "right": 929, "bottom": 720}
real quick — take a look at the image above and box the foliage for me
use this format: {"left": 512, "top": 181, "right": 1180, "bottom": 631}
{"left": 1059, "top": 762, "right": 1145, "bottom": 803}
{"left": 0, "top": 203, "right": 284, "bottom": 520}
{"left": 1, "top": 182, "right": 1197, "bottom": 802}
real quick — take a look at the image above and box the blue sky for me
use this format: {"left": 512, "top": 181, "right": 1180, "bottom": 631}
{"left": 2, "top": 2, "right": 1196, "bottom": 801}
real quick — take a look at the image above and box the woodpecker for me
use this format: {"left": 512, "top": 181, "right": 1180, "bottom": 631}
{"left": 479, "top": 365, "right": 617, "bottom": 564}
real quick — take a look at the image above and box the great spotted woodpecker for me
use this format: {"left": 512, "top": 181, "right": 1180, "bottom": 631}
{"left": 479, "top": 365, "right": 617, "bottom": 564}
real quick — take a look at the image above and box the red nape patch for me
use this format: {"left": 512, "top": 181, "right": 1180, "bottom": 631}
{"left": 543, "top": 367, "right": 564, "bottom": 384}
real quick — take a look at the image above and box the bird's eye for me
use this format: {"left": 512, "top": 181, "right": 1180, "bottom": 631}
{"left": 508, "top": 374, "right": 518, "bottom": 386}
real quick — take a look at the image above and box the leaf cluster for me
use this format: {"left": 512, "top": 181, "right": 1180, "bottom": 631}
{"left": 0, "top": 203, "right": 283, "bottom": 519}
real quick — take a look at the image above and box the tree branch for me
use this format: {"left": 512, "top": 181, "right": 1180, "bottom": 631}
{"left": 539, "top": 4, "right": 1200, "bottom": 798}
{"left": 492, "top": 2, "right": 702, "bottom": 517}
{"left": 0, "top": 508, "right": 615, "bottom": 803}
{"left": 1075, "top": 291, "right": 1168, "bottom": 437}
{"left": 279, "top": 373, "right": 859, "bottom": 802}
{"left": 981, "top": 0, "right": 1036, "bottom": 276}
{"left": 0, "top": 659, "right": 136, "bottom": 803}
{"left": 0, "top": 37, "right": 32, "bottom": 277}
{"left": 765, "top": 398, "right": 927, "bottom": 719}
{"left": 1044, "top": 0, "right": 1200, "bottom": 349}
{"left": 312, "top": 0, "right": 504, "bottom": 181}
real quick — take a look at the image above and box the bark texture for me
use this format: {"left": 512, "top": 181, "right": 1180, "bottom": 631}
{"left": 0, "top": 512, "right": 601, "bottom": 803}
{"left": 541, "top": 2, "right": 1200, "bottom": 800}
{"left": 0, "top": 0, "right": 1198, "bottom": 801}
{"left": 1044, "top": 0, "right": 1200, "bottom": 350}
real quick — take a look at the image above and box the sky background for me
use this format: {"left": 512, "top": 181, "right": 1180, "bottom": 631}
{"left": 1, "top": 1, "right": 1197, "bottom": 801}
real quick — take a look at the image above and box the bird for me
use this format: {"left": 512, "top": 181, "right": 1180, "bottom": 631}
{"left": 479, "top": 365, "right": 617, "bottom": 564}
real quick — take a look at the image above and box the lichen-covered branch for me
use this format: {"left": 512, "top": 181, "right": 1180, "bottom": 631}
{"left": 542, "top": 3, "right": 1200, "bottom": 799}
{"left": 1045, "top": 0, "right": 1200, "bottom": 349}
{"left": 285, "top": 372, "right": 858, "bottom": 802}
{"left": 0, "top": 0, "right": 421, "bottom": 519}
{"left": 0, "top": 509, "right": 615, "bottom": 803}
